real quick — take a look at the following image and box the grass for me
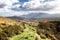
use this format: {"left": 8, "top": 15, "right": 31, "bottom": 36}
{"left": 0, "top": 17, "right": 59, "bottom": 40}
{"left": 9, "top": 24, "right": 36, "bottom": 40}
{"left": 9, "top": 24, "right": 51, "bottom": 40}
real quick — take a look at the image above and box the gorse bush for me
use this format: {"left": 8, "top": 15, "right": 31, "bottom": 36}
{"left": 0, "top": 24, "right": 25, "bottom": 40}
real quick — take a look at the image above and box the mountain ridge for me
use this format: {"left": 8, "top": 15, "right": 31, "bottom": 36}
{"left": 7, "top": 13, "right": 60, "bottom": 21}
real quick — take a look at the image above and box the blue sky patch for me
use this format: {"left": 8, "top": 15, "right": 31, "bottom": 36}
{"left": 19, "top": 0, "right": 29, "bottom": 3}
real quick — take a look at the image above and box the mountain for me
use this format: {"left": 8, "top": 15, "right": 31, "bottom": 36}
{"left": 7, "top": 16, "right": 26, "bottom": 20}
{"left": 7, "top": 13, "right": 60, "bottom": 21}
{"left": 7, "top": 13, "right": 50, "bottom": 20}
{"left": 21, "top": 13, "right": 60, "bottom": 20}
{"left": 21, "top": 13, "right": 50, "bottom": 18}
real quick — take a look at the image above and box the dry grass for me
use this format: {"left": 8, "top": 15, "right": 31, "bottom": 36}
{"left": 0, "top": 17, "right": 60, "bottom": 40}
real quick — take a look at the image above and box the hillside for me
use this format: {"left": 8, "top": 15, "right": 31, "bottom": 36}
{"left": 7, "top": 13, "right": 60, "bottom": 21}
{"left": 0, "top": 17, "right": 60, "bottom": 40}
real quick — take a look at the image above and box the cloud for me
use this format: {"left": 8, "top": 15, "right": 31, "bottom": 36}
{"left": 11, "top": 0, "right": 56, "bottom": 11}
{"left": 0, "top": 0, "right": 18, "bottom": 6}
{"left": 22, "top": 0, "right": 55, "bottom": 11}
{"left": 0, "top": 0, "right": 21, "bottom": 16}
{"left": 21, "top": 0, "right": 60, "bottom": 14}
{"left": 0, "top": 0, "right": 19, "bottom": 9}
{"left": 0, "top": 0, "right": 58, "bottom": 11}
{"left": 0, "top": 4, "right": 6, "bottom": 8}
{"left": 44, "top": 0, "right": 60, "bottom": 14}
{"left": 0, "top": 0, "right": 60, "bottom": 16}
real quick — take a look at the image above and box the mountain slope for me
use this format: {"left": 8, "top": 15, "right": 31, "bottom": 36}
{"left": 21, "top": 13, "right": 60, "bottom": 21}
{"left": 0, "top": 17, "right": 60, "bottom": 40}
{"left": 21, "top": 13, "right": 50, "bottom": 18}
{"left": 7, "top": 16, "right": 26, "bottom": 20}
{"left": 7, "top": 13, "right": 60, "bottom": 20}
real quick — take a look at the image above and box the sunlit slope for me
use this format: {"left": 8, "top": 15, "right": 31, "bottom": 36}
{"left": 0, "top": 17, "right": 22, "bottom": 25}
{"left": 9, "top": 24, "right": 51, "bottom": 40}
{"left": 0, "top": 17, "right": 60, "bottom": 40}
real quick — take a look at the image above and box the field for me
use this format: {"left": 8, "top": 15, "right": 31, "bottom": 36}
{"left": 0, "top": 17, "right": 60, "bottom": 40}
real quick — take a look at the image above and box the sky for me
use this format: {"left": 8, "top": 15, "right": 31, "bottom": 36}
{"left": 0, "top": 0, "right": 60, "bottom": 16}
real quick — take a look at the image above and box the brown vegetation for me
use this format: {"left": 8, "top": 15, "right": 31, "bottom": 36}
{"left": 0, "top": 17, "right": 60, "bottom": 40}
{"left": 36, "top": 21, "right": 60, "bottom": 40}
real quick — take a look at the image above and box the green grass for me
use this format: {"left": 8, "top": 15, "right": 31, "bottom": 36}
{"left": 9, "top": 24, "right": 51, "bottom": 40}
{"left": 9, "top": 24, "right": 36, "bottom": 40}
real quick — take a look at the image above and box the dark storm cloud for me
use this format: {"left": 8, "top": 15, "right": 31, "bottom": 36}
{"left": 0, "top": 4, "right": 6, "bottom": 8}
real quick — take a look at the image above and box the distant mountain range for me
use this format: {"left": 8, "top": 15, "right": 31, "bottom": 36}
{"left": 7, "top": 13, "right": 60, "bottom": 21}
